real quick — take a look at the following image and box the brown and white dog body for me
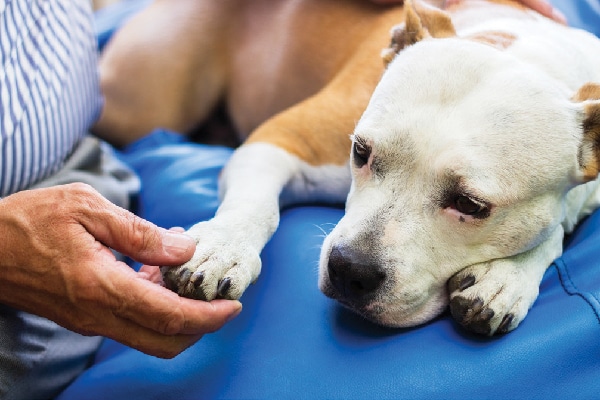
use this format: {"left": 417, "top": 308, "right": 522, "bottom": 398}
{"left": 97, "top": 0, "right": 405, "bottom": 298}
{"left": 97, "top": 0, "right": 600, "bottom": 334}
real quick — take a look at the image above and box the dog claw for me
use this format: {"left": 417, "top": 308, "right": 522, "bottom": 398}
{"left": 458, "top": 275, "right": 476, "bottom": 292}
{"left": 464, "top": 297, "right": 483, "bottom": 318}
{"left": 177, "top": 268, "right": 192, "bottom": 282}
{"left": 471, "top": 308, "right": 495, "bottom": 335}
{"left": 449, "top": 296, "right": 495, "bottom": 335}
{"left": 217, "top": 277, "right": 232, "bottom": 298}
{"left": 449, "top": 295, "right": 473, "bottom": 322}
{"left": 448, "top": 274, "right": 476, "bottom": 293}
{"left": 497, "top": 314, "right": 513, "bottom": 334}
{"left": 190, "top": 271, "right": 204, "bottom": 287}
{"left": 162, "top": 268, "right": 177, "bottom": 291}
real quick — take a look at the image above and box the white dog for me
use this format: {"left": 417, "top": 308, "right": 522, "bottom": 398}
{"left": 98, "top": 0, "right": 600, "bottom": 335}
{"left": 319, "top": 1, "right": 600, "bottom": 334}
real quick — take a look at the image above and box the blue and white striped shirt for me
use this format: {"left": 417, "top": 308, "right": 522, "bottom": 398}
{"left": 0, "top": 0, "right": 102, "bottom": 196}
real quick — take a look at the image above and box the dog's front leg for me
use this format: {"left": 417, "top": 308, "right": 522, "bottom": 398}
{"left": 447, "top": 226, "right": 565, "bottom": 335}
{"left": 161, "top": 144, "right": 295, "bottom": 301}
{"left": 162, "top": 142, "right": 350, "bottom": 301}
{"left": 161, "top": 33, "right": 383, "bottom": 301}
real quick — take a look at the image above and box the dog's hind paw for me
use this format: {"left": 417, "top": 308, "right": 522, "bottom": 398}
{"left": 161, "top": 221, "right": 262, "bottom": 301}
{"left": 447, "top": 259, "right": 539, "bottom": 335}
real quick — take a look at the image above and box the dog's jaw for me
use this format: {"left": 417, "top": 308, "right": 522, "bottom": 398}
{"left": 318, "top": 235, "right": 450, "bottom": 328}
{"left": 318, "top": 208, "right": 457, "bottom": 328}
{"left": 320, "top": 284, "right": 450, "bottom": 329}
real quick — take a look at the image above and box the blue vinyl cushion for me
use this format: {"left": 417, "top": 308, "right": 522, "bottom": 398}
{"left": 59, "top": 1, "right": 600, "bottom": 398}
{"left": 58, "top": 130, "right": 600, "bottom": 399}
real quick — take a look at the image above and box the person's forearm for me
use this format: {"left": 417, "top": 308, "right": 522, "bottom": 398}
{"left": 369, "top": 0, "right": 566, "bottom": 24}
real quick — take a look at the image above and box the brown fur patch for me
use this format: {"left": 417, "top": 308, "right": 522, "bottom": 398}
{"left": 574, "top": 83, "right": 600, "bottom": 180}
{"left": 573, "top": 82, "right": 600, "bottom": 102}
{"left": 580, "top": 102, "right": 600, "bottom": 180}
{"left": 466, "top": 30, "right": 517, "bottom": 50}
{"left": 382, "top": 0, "right": 456, "bottom": 66}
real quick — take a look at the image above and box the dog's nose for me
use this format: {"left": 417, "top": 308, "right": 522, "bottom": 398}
{"left": 327, "top": 245, "right": 386, "bottom": 301}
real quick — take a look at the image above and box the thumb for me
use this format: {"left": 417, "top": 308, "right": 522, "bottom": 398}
{"left": 77, "top": 192, "right": 196, "bottom": 266}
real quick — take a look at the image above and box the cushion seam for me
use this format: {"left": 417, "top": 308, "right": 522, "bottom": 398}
{"left": 553, "top": 258, "right": 600, "bottom": 324}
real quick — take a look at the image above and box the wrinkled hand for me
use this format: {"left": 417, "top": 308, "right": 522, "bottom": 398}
{"left": 0, "top": 183, "right": 241, "bottom": 358}
{"left": 369, "top": 0, "right": 567, "bottom": 24}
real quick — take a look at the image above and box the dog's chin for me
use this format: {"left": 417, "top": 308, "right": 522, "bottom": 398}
{"left": 319, "top": 279, "right": 448, "bottom": 328}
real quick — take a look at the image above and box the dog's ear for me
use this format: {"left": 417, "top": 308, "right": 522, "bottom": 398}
{"left": 381, "top": 0, "right": 456, "bottom": 66}
{"left": 574, "top": 83, "right": 600, "bottom": 181}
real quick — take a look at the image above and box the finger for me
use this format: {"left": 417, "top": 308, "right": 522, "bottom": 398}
{"left": 111, "top": 220, "right": 195, "bottom": 266}
{"left": 137, "top": 227, "right": 190, "bottom": 282}
{"left": 176, "top": 299, "right": 243, "bottom": 334}
{"left": 106, "top": 318, "right": 202, "bottom": 359}
{"left": 138, "top": 265, "right": 165, "bottom": 284}
{"left": 518, "top": 0, "right": 567, "bottom": 24}
{"left": 105, "top": 266, "right": 242, "bottom": 335}
{"left": 370, "top": 0, "right": 403, "bottom": 4}
{"left": 73, "top": 185, "right": 196, "bottom": 266}
{"left": 87, "top": 308, "right": 204, "bottom": 358}
{"left": 57, "top": 263, "right": 203, "bottom": 358}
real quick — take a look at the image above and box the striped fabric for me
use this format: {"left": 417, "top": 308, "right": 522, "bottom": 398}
{"left": 0, "top": 0, "right": 102, "bottom": 197}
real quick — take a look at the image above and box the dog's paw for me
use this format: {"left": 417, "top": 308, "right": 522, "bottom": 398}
{"left": 161, "top": 221, "right": 262, "bottom": 301}
{"left": 447, "top": 259, "right": 539, "bottom": 335}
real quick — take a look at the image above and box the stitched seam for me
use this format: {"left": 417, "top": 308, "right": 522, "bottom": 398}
{"left": 553, "top": 258, "right": 600, "bottom": 324}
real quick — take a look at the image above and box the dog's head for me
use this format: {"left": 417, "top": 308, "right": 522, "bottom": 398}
{"left": 319, "top": 0, "right": 600, "bottom": 328}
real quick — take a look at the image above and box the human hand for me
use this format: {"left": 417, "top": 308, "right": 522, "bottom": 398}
{"left": 512, "top": 0, "right": 567, "bottom": 24}
{"left": 368, "top": 0, "right": 567, "bottom": 24}
{"left": 0, "top": 183, "right": 242, "bottom": 358}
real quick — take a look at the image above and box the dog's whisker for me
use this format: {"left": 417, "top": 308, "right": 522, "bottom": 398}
{"left": 312, "top": 223, "right": 337, "bottom": 237}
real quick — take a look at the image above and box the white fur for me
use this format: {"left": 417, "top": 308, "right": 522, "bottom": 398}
{"left": 318, "top": 17, "right": 600, "bottom": 332}
{"left": 167, "top": 10, "right": 600, "bottom": 335}
{"left": 166, "top": 142, "right": 349, "bottom": 299}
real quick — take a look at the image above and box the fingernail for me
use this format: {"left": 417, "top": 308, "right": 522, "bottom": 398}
{"left": 227, "top": 301, "right": 243, "bottom": 322}
{"left": 162, "top": 230, "right": 195, "bottom": 255}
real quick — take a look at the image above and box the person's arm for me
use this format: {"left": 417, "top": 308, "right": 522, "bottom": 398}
{"left": 369, "top": 0, "right": 567, "bottom": 24}
{"left": 0, "top": 183, "right": 241, "bottom": 358}
{"left": 514, "top": 0, "right": 567, "bottom": 23}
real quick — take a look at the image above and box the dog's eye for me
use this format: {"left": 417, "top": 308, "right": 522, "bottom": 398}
{"left": 353, "top": 140, "right": 371, "bottom": 168}
{"left": 454, "top": 195, "right": 489, "bottom": 218}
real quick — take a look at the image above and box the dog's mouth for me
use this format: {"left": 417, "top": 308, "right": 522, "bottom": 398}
{"left": 319, "top": 223, "right": 451, "bottom": 328}
{"left": 322, "top": 285, "right": 389, "bottom": 325}
{"left": 320, "top": 276, "right": 449, "bottom": 328}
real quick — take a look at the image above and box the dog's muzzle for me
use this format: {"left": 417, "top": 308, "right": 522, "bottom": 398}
{"left": 327, "top": 244, "right": 386, "bottom": 302}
